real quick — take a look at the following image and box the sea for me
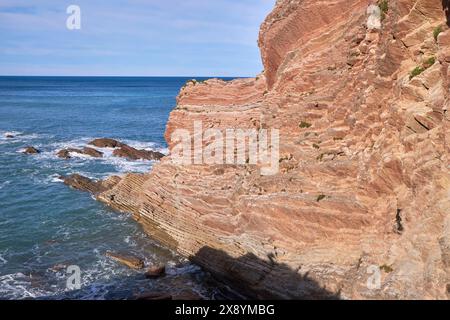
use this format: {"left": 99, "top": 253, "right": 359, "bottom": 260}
{"left": 0, "top": 76, "right": 234, "bottom": 300}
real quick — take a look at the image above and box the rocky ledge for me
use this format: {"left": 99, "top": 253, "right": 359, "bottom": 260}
{"left": 64, "top": 0, "right": 450, "bottom": 299}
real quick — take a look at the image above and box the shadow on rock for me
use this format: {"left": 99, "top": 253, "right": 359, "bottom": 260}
{"left": 191, "top": 246, "right": 341, "bottom": 300}
{"left": 443, "top": 0, "right": 450, "bottom": 26}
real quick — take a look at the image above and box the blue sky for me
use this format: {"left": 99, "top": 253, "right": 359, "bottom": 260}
{"left": 0, "top": 0, "right": 275, "bottom": 76}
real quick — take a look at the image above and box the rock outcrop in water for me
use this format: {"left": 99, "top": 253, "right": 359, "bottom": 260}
{"left": 68, "top": 0, "right": 450, "bottom": 299}
{"left": 57, "top": 147, "right": 103, "bottom": 159}
{"left": 112, "top": 145, "right": 164, "bottom": 161}
{"left": 57, "top": 139, "right": 163, "bottom": 161}
{"left": 23, "top": 146, "right": 40, "bottom": 154}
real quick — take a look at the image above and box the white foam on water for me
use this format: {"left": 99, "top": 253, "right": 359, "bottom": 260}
{"left": 0, "top": 131, "right": 49, "bottom": 145}
{"left": 0, "top": 180, "right": 11, "bottom": 190}
{"left": 49, "top": 174, "right": 64, "bottom": 183}
{"left": 0, "top": 273, "right": 54, "bottom": 300}
{"left": 36, "top": 137, "right": 164, "bottom": 178}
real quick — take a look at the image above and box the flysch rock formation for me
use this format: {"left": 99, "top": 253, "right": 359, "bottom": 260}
{"left": 70, "top": 0, "right": 450, "bottom": 299}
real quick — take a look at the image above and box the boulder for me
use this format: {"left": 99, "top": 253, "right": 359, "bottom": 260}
{"left": 57, "top": 147, "right": 103, "bottom": 159}
{"left": 88, "top": 138, "right": 123, "bottom": 148}
{"left": 62, "top": 174, "right": 104, "bottom": 193}
{"left": 23, "top": 146, "right": 40, "bottom": 154}
{"left": 105, "top": 251, "right": 145, "bottom": 269}
{"left": 82, "top": 147, "right": 103, "bottom": 158}
{"left": 62, "top": 174, "right": 121, "bottom": 195}
{"left": 57, "top": 149, "right": 73, "bottom": 159}
{"left": 113, "top": 145, "right": 164, "bottom": 161}
{"left": 144, "top": 264, "right": 166, "bottom": 279}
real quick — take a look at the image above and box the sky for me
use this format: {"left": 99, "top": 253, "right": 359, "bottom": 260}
{"left": 0, "top": 0, "right": 275, "bottom": 77}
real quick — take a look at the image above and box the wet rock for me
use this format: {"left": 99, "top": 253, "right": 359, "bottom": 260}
{"left": 105, "top": 251, "right": 145, "bottom": 270}
{"left": 113, "top": 144, "right": 164, "bottom": 161}
{"left": 173, "top": 290, "right": 203, "bottom": 300}
{"left": 23, "top": 146, "right": 40, "bottom": 154}
{"left": 49, "top": 264, "right": 67, "bottom": 273}
{"left": 135, "top": 292, "right": 172, "bottom": 300}
{"left": 145, "top": 264, "right": 166, "bottom": 279}
{"left": 62, "top": 174, "right": 104, "bottom": 193}
{"left": 57, "top": 147, "right": 103, "bottom": 159}
{"left": 62, "top": 174, "right": 121, "bottom": 195}
{"left": 57, "top": 149, "right": 73, "bottom": 159}
{"left": 88, "top": 138, "right": 123, "bottom": 148}
{"left": 82, "top": 147, "right": 103, "bottom": 158}
{"left": 5, "top": 134, "right": 14, "bottom": 139}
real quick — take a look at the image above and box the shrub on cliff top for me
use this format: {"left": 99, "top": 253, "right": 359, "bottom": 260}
{"left": 433, "top": 26, "right": 443, "bottom": 41}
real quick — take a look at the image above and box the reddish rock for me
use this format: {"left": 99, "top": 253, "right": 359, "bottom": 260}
{"left": 69, "top": 0, "right": 450, "bottom": 300}
{"left": 106, "top": 251, "right": 145, "bottom": 270}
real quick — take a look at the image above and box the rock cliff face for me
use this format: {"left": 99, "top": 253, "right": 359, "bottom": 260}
{"left": 93, "top": 0, "right": 449, "bottom": 299}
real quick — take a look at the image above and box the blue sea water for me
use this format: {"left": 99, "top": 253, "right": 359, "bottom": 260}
{"left": 0, "top": 76, "right": 232, "bottom": 300}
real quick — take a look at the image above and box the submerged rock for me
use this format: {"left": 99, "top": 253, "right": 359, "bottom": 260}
{"left": 57, "top": 149, "right": 73, "bottom": 159}
{"left": 135, "top": 292, "right": 172, "bottom": 300}
{"left": 113, "top": 144, "right": 164, "bottom": 161}
{"left": 23, "top": 146, "right": 40, "bottom": 154}
{"left": 105, "top": 251, "right": 145, "bottom": 270}
{"left": 145, "top": 264, "right": 166, "bottom": 279}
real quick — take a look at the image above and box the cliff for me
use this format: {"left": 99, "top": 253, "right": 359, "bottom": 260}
{"left": 92, "top": 0, "right": 449, "bottom": 299}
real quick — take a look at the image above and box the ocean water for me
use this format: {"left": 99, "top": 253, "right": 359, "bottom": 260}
{"left": 0, "top": 76, "right": 232, "bottom": 300}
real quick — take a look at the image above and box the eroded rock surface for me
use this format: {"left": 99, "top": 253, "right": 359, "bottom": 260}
{"left": 67, "top": 0, "right": 450, "bottom": 299}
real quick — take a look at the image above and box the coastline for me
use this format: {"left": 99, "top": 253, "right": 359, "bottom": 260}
{"left": 61, "top": 0, "right": 450, "bottom": 299}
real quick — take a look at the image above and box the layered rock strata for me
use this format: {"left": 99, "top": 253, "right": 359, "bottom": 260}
{"left": 71, "top": 0, "right": 449, "bottom": 299}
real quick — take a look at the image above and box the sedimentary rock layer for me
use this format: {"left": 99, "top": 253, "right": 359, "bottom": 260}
{"left": 91, "top": 0, "right": 449, "bottom": 299}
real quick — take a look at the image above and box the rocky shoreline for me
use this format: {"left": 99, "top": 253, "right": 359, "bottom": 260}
{"left": 60, "top": 0, "right": 449, "bottom": 300}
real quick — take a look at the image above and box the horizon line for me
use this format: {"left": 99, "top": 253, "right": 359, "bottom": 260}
{"left": 0, "top": 75, "right": 253, "bottom": 78}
